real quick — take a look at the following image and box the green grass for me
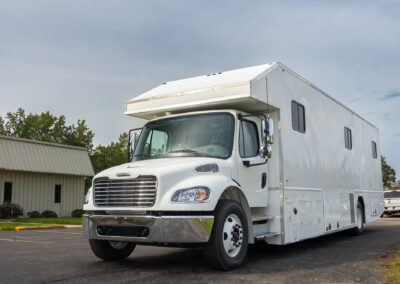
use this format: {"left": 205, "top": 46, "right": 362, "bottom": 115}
{"left": 0, "top": 222, "right": 39, "bottom": 231}
{"left": 15, "top": 217, "right": 82, "bottom": 225}
{"left": 381, "top": 248, "right": 400, "bottom": 283}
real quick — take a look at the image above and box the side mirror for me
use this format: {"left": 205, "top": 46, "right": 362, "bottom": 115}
{"left": 261, "top": 118, "right": 274, "bottom": 158}
{"left": 128, "top": 128, "right": 142, "bottom": 162}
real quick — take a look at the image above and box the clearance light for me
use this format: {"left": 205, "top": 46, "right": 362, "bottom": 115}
{"left": 171, "top": 187, "right": 210, "bottom": 203}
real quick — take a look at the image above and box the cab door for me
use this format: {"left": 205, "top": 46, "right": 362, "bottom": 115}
{"left": 236, "top": 118, "right": 269, "bottom": 207}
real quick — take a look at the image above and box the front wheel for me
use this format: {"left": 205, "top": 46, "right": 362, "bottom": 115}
{"left": 203, "top": 199, "right": 248, "bottom": 270}
{"left": 89, "top": 239, "right": 136, "bottom": 261}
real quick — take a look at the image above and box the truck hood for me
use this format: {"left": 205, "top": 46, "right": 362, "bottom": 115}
{"left": 93, "top": 157, "right": 232, "bottom": 180}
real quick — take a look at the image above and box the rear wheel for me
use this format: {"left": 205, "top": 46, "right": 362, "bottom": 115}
{"left": 351, "top": 202, "right": 364, "bottom": 235}
{"left": 89, "top": 239, "right": 136, "bottom": 261}
{"left": 203, "top": 199, "right": 248, "bottom": 270}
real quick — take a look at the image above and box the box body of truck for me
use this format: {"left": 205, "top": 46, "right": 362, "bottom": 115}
{"left": 83, "top": 62, "right": 384, "bottom": 269}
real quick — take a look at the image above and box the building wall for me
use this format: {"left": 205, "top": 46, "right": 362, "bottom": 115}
{"left": 0, "top": 170, "right": 85, "bottom": 217}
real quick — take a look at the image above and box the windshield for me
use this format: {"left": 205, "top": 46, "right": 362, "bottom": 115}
{"left": 133, "top": 113, "right": 234, "bottom": 161}
{"left": 384, "top": 191, "right": 400, "bottom": 199}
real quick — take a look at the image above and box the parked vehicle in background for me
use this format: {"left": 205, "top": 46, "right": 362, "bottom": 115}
{"left": 384, "top": 190, "right": 400, "bottom": 215}
{"left": 83, "top": 62, "right": 384, "bottom": 270}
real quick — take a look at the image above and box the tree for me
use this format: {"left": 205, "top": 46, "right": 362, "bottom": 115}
{"left": 381, "top": 155, "right": 396, "bottom": 188}
{"left": 0, "top": 108, "right": 94, "bottom": 152}
{"left": 90, "top": 133, "right": 128, "bottom": 174}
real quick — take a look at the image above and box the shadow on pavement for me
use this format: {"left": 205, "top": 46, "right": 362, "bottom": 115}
{"left": 83, "top": 227, "right": 386, "bottom": 278}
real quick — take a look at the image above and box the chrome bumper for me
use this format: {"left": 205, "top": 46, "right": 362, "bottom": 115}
{"left": 82, "top": 214, "right": 214, "bottom": 243}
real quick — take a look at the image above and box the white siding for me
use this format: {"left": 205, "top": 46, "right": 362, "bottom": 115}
{"left": 0, "top": 170, "right": 85, "bottom": 217}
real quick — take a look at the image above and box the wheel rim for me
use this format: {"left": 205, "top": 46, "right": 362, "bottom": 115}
{"left": 222, "top": 214, "right": 243, "bottom": 257}
{"left": 108, "top": 241, "right": 128, "bottom": 250}
{"left": 357, "top": 207, "right": 362, "bottom": 229}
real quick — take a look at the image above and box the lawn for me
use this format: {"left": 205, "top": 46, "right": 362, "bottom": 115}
{"left": 16, "top": 217, "right": 82, "bottom": 225}
{"left": 381, "top": 248, "right": 400, "bottom": 283}
{"left": 0, "top": 222, "right": 39, "bottom": 231}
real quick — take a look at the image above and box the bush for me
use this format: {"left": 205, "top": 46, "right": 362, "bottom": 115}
{"left": 0, "top": 203, "right": 24, "bottom": 218}
{"left": 27, "top": 211, "right": 43, "bottom": 218}
{"left": 71, "top": 209, "right": 85, "bottom": 218}
{"left": 41, "top": 210, "right": 58, "bottom": 218}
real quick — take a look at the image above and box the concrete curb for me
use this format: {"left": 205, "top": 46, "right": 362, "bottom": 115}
{"left": 64, "top": 225, "right": 82, "bottom": 228}
{"left": 15, "top": 225, "right": 66, "bottom": 230}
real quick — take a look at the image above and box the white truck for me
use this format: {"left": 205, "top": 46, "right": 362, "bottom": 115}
{"left": 384, "top": 190, "right": 400, "bottom": 215}
{"left": 83, "top": 62, "right": 384, "bottom": 270}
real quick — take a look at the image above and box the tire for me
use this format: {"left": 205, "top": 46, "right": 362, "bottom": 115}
{"left": 351, "top": 202, "right": 364, "bottom": 235}
{"left": 203, "top": 199, "right": 248, "bottom": 270}
{"left": 89, "top": 239, "right": 136, "bottom": 261}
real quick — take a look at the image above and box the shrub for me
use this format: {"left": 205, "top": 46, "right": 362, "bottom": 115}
{"left": 71, "top": 209, "right": 85, "bottom": 218}
{"left": 41, "top": 210, "right": 58, "bottom": 218}
{"left": 0, "top": 203, "right": 24, "bottom": 218}
{"left": 27, "top": 211, "right": 43, "bottom": 218}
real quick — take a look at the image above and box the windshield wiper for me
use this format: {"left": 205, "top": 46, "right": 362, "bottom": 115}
{"left": 168, "top": 149, "right": 205, "bottom": 157}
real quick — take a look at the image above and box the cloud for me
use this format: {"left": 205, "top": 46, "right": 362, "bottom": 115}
{"left": 1, "top": 0, "right": 400, "bottom": 176}
{"left": 380, "top": 91, "right": 400, "bottom": 101}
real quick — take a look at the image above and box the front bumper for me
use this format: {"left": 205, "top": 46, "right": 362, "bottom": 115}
{"left": 83, "top": 214, "right": 214, "bottom": 243}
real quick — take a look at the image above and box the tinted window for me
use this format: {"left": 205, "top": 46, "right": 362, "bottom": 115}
{"left": 371, "top": 141, "right": 377, "bottom": 159}
{"left": 344, "top": 127, "right": 352, "bottom": 150}
{"left": 4, "top": 182, "right": 12, "bottom": 203}
{"left": 291, "top": 101, "right": 306, "bottom": 133}
{"left": 239, "top": 120, "right": 259, "bottom": 158}
{"left": 55, "top": 185, "right": 61, "bottom": 203}
{"left": 384, "top": 191, "right": 400, "bottom": 198}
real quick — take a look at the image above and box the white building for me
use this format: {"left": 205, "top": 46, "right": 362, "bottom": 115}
{"left": 0, "top": 135, "right": 94, "bottom": 216}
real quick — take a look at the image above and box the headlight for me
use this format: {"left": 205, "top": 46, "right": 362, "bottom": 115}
{"left": 171, "top": 187, "right": 210, "bottom": 203}
{"left": 84, "top": 187, "right": 92, "bottom": 204}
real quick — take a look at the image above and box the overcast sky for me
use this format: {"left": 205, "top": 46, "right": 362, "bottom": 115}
{"left": 0, "top": 0, "right": 399, "bottom": 176}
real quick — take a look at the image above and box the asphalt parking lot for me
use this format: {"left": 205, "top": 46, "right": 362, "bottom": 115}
{"left": 0, "top": 218, "right": 399, "bottom": 284}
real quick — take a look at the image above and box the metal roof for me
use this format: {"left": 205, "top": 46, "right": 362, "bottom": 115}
{"left": 0, "top": 135, "right": 94, "bottom": 176}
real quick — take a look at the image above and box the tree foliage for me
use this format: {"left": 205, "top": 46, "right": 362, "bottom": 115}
{"left": 91, "top": 133, "right": 128, "bottom": 174}
{"left": 0, "top": 108, "right": 94, "bottom": 152}
{"left": 382, "top": 155, "right": 396, "bottom": 187}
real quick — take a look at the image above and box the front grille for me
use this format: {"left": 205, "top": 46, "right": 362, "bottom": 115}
{"left": 93, "top": 176, "right": 157, "bottom": 207}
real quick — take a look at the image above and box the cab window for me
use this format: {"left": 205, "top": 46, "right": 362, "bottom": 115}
{"left": 239, "top": 120, "right": 259, "bottom": 158}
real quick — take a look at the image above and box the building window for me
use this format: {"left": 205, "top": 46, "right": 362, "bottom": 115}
{"left": 344, "top": 127, "right": 352, "bottom": 150}
{"left": 239, "top": 120, "right": 259, "bottom": 158}
{"left": 291, "top": 100, "right": 306, "bottom": 133}
{"left": 4, "top": 182, "right": 12, "bottom": 203}
{"left": 371, "top": 141, "right": 377, "bottom": 159}
{"left": 55, "top": 185, "right": 61, "bottom": 203}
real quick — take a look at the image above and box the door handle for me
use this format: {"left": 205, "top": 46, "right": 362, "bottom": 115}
{"left": 261, "top": 172, "right": 267, "bottom": 188}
